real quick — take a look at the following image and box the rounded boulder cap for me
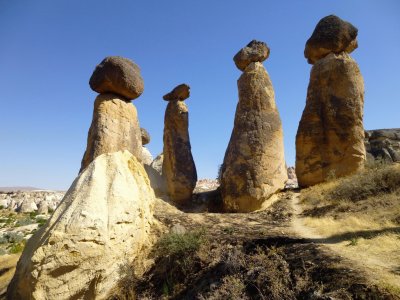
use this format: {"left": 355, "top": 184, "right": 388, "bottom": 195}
{"left": 163, "top": 84, "right": 190, "bottom": 101}
{"left": 233, "top": 40, "right": 270, "bottom": 71}
{"left": 304, "top": 15, "right": 358, "bottom": 64}
{"left": 89, "top": 56, "right": 144, "bottom": 100}
{"left": 141, "top": 128, "right": 151, "bottom": 145}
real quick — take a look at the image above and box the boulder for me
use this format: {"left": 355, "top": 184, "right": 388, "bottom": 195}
{"left": 141, "top": 128, "right": 151, "bottom": 145}
{"left": 141, "top": 146, "right": 153, "bottom": 165}
{"left": 365, "top": 129, "right": 400, "bottom": 163}
{"left": 233, "top": 40, "right": 270, "bottom": 71}
{"left": 296, "top": 52, "right": 365, "bottom": 187}
{"left": 162, "top": 86, "right": 197, "bottom": 204}
{"left": 89, "top": 56, "right": 144, "bottom": 100}
{"left": 37, "top": 201, "right": 48, "bottom": 215}
{"left": 221, "top": 45, "right": 287, "bottom": 212}
{"left": 305, "top": 15, "right": 358, "bottom": 64}
{"left": 18, "top": 198, "right": 37, "bottom": 213}
{"left": 80, "top": 93, "right": 142, "bottom": 172}
{"left": 8, "top": 151, "right": 156, "bottom": 300}
{"left": 144, "top": 153, "right": 166, "bottom": 197}
{"left": 163, "top": 84, "right": 190, "bottom": 101}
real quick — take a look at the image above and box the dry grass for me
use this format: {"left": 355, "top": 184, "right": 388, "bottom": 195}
{"left": 299, "top": 163, "right": 400, "bottom": 295}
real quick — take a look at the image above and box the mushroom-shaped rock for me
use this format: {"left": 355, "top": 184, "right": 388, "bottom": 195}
{"left": 162, "top": 85, "right": 197, "bottom": 204}
{"left": 233, "top": 40, "right": 270, "bottom": 71}
{"left": 163, "top": 84, "right": 190, "bottom": 101}
{"left": 221, "top": 41, "right": 287, "bottom": 212}
{"left": 89, "top": 56, "right": 144, "bottom": 100}
{"left": 7, "top": 151, "right": 156, "bottom": 300}
{"left": 141, "top": 128, "right": 151, "bottom": 145}
{"left": 305, "top": 15, "right": 358, "bottom": 64}
{"left": 80, "top": 93, "right": 142, "bottom": 172}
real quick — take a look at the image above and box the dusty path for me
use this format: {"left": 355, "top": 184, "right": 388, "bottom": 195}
{"left": 152, "top": 191, "right": 398, "bottom": 298}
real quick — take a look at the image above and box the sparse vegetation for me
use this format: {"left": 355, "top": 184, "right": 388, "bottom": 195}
{"left": 300, "top": 163, "right": 400, "bottom": 294}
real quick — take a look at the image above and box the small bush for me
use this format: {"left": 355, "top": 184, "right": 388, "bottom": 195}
{"left": 36, "top": 217, "right": 48, "bottom": 227}
{"left": 0, "top": 205, "right": 4, "bottom": 209}
{"left": 5, "top": 232, "right": 24, "bottom": 243}
{"left": 29, "top": 211, "right": 39, "bottom": 219}
{"left": 9, "top": 241, "right": 25, "bottom": 254}
{"left": 15, "top": 217, "right": 33, "bottom": 227}
{"left": 155, "top": 229, "right": 205, "bottom": 258}
{"left": 327, "top": 165, "right": 400, "bottom": 202}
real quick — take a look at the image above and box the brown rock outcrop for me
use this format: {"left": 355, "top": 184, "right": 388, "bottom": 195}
{"left": 89, "top": 56, "right": 144, "bottom": 100}
{"left": 141, "top": 128, "right": 151, "bottom": 145}
{"left": 162, "top": 85, "right": 197, "bottom": 204}
{"left": 296, "top": 18, "right": 365, "bottom": 187}
{"left": 81, "top": 56, "right": 145, "bottom": 172}
{"left": 233, "top": 40, "right": 270, "bottom": 71}
{"left": 305, "top": 15, "right": 358, "bottom": 64}
{"left": 220, "top": 41, "right": 287, "bottom": 212}
{"left": 80, "top": 93, "right": 142, "bottom": 172}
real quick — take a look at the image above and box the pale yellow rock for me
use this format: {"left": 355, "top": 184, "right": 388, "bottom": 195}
{"left": 221, "top": 62, "right": 287, "bottom": 212}
{"left": 8, "top": 151, "right": 155, "bottom": 300}
{"left": 296, "top": 52, "right": 365, "bottom": 187}
{"left": 80, "top": 93, "right": 142, "bottom": 172}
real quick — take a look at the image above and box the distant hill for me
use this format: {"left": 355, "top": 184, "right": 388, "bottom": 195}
{"left": 0, "top": 186, "right": 42, "bottom": 192}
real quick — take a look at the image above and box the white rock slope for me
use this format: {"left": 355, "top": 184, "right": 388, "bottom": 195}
{"left": 8, "top": 151, "right": 156, "bottom": 300}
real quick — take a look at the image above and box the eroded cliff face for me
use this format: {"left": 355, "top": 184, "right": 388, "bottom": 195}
{"left": 296, "top": 52, "right": 365, "bottom": 187}
{"left": 221, "top": 60, "right": 287, "bottom": 212}
{"left": 8, "top": 151, "right": 156, "bottom": 300}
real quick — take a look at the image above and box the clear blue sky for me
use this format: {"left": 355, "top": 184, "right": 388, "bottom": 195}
{"left": 0, "top": 1, "right": 399, "bottom": 190}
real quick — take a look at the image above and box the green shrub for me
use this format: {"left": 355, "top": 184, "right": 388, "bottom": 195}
{"left": 156, "top": 229, "right": 205, "bottom": 258}
{"left": 328, "top": 165, "right": 400, "bottom": 202}
{"left": 5, "top": 232, "right": 24, "bottom": 243}
{"left": 36, "top": 217, "right": 48, "bottom": 227}
{"left": 9, "top": 241, "right": 25, "bottom": 254}
{"left": 16, "top": 217, "right": 33, "bottom": 227}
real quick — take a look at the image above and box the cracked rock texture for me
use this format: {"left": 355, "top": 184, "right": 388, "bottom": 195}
{"left": 296, "top": 52, "right": 365, "bottom": 187}
{"left": 162, "top": 96, "right": 197, "bottom": 204}
{"left": 80, "top": 93, "right": 142, "bottom": 172}
{"left": 221, "top": 60, "right": 287, "bottom": 212}
{"left": 8, "top": 151, "right": 155, "bottom": 300}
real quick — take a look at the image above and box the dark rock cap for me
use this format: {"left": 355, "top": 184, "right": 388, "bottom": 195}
{"left": 233, "top": 40, "right": 270, "bottom": 71}
{"left": 305, "top": 15, "right": 358, "bottom": 64}
{"left": 141, "top": 128, "right": 150, "bottom": 145}
{"left": 163, "top": 84, "right": 190, "bottom": 101}
{"left": 89, "top": 56, "right": 144, "bottom": 100}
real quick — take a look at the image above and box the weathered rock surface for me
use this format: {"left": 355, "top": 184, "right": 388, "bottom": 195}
{"left": 0, "top": 191, "right": 64, "bottom": 213}
{"left": 141, "top": 128, "right": 151, "bottom": 145}
{"left": 141, "top": 146, "right": 153, "bottom": 165}
{"left": 296, "top": 52, "right": 365, "bottom": 187}
{"left": 144, "top": 153, "right": 166, "bottom": 197}
{"left": 8, "top": 151, "right": 155, "bottom": 300}
{"left": 221, "top": 54, "right": 287, "bottom": 212}
{"left": 233, "top": 40, "right": 270, "bottom": 71}
{"left": 305, "top": 15, "right": 358, "bottom": 64}
{"left": 89, "top": 56, "right": 144, "bottom": 100}
{"left": 365, "top": 129, "right": 400, "bottom": 163}
{"left": 163, "top": 84, "right": 190, "bottom": 101}
{"left": 80, "top": 93, "right": 142, "bottom": 172}
{"left": 285, "top": 167, "right": 298, "bottom": 189}
{"left": 162, "top": 86, "right": 197, "bottom": 204}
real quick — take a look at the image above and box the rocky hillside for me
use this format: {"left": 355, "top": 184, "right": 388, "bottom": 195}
{"left": 365, "top": 128, "right": 400, "bottom": 163}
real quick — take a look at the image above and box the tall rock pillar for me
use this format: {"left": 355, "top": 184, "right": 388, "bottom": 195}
{"left": 296, "top": 15, "right": 365, "bottom": 187}
{"left": 220, "top": 40, "right": 287, "bottom": 212}
{"left": 80, "top": 56, "right": 144, "bottom": 172}
{"left": 162, "top": 84, "right": 197, "bottom": 204}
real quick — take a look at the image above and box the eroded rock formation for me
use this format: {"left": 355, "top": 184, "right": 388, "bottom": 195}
{"left": 8, "top": 151, "right": 156, "bottom": 300}
{"left": 80, "top": 56, "right": 144, "bottom": 172}
{"left": 296, "top": 15, "right": 365, "bottom": 187}
{"left": 220, "top": 40, "right": 287, "bottom": 212}
{"left": 162, "top": 84, "right": 197, "bottom": 204}
{"left": 365, "top": 129, "right": 400, "bottom": 163}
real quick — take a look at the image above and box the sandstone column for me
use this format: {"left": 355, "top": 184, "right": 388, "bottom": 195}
{"left": 80, "top": 56, "right": 144, "bottom": 172}
{"left": 296, "top": 15, "right": 365, "bottom": 187}
{"left": 220, "top": 40, "right": 287, "bottom": 212}
{"left": 162, "top": 84, "right": 197, "bottom": 204}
